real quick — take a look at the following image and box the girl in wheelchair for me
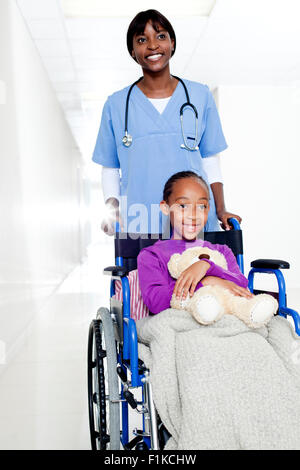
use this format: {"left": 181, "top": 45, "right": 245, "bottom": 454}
{"left": 89, "top": 171, "right": 300, "bottom": 450}
{"left": 137, "top": 170, "right": 277, "bottom": 327}
{"left": 133, "top": 170, "right": 300, "bottom": 449}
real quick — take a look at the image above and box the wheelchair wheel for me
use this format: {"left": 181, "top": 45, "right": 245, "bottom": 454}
{"left": 87, "top": 307, "right": 120, "bottom": 450}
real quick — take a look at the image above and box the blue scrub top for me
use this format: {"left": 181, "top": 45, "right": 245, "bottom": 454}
{"left": 93, "top": 79, "right": 228, "bottom": 233}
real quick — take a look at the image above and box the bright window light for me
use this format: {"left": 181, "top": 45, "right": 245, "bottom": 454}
{"left": 61, "top": 0, "right": 216, "bottom": 18}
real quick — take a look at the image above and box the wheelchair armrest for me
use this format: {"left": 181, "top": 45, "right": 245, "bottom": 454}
{"left": 250, "top": 259, "right": 290, "bottom": 270}
{"left": 103, "top": 266, "right": 129, "bottom": 277}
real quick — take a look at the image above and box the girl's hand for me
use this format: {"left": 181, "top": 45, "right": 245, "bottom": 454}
{"left": 173, "top": 260, "right": 211, "bottom": 300}
{"left": 202, "top": 276, "right": 254, "bottom": 299}
{"left": 217, "top": 210, "right": 242, "bottom": 231}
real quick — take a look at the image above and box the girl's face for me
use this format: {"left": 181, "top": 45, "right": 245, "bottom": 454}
{"left": 160, "top": 178, "right": 210, "bottom": 241}
{"left": 132, "top": 21, "right": 174, "bottom": 73}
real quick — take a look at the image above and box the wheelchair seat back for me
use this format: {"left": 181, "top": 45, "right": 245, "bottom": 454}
{"left": 114, "top": 229, "right": 244, "bottom": 272}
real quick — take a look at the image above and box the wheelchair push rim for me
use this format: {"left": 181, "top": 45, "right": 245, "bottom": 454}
{"left": 87, "top": 308, "right": 120, "bottom": 450}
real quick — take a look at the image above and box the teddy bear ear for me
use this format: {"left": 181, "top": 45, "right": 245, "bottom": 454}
{"left": 168, "top": 253, "right": 181, "bottom": 279}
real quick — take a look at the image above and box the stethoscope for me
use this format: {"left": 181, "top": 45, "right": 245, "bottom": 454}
{"left": 122, "top": 75, "right": 199, "bottom": 151}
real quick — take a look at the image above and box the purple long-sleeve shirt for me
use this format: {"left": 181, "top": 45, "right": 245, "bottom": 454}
{"left": 137, "top": 238, "right": 249, "bottom": 314}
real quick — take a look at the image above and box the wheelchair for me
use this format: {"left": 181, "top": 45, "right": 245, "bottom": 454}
{"left": 87, "top": 218, "right": 300, "bottom": 450}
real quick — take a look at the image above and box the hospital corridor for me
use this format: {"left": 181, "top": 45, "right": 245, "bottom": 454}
{"left": 1, "top": 0, "right": 300, "bottom": 451}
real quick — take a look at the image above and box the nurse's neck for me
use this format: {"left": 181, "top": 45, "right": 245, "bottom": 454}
{"left": 137, "top": 69, "right": 178, "bottom": 99}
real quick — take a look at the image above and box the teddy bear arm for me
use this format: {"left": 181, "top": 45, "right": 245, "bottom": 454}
{"left": 168, "top": 253, "right": 182, "bottom": 279}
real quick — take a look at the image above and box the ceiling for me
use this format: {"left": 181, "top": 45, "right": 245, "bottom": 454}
{"left": 16, "top": 0, "right": 300, "bottom": 161}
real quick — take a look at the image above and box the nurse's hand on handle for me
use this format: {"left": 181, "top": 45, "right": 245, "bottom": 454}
{"left": 217, "top": 210, "right": 242, "bottom": 231}
{"left": 101, "top": 198, "right": 124, "bottom": 236}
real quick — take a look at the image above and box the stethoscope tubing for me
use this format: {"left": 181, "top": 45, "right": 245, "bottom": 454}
{"left": 124, "top": 77, "right": 143, "bottom": 133}
{"left": 123, "top": 75, "right": 199, "bottom": 150}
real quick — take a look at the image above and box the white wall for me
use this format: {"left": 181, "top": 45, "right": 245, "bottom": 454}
{"left": 0, "top": 0, "right": 86, "bottom": 369}
{"left": 218, "top": 85, "right": 300, "bottom": 290}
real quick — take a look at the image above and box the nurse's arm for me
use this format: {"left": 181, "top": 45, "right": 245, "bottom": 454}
{"left": 210, "top": 182, "right": 242, "bottom": 231}
{"left": 101, "top": 167, "right": 123, "bottom": 234}
{"left": 101, "top": 166, "right": 120, "bottom": 204}
{"left": 203, "top": 246, "right": 249, "bottom": 288}
{"left": 202, "top": 155, "right": 241, "bottom": 230}
{"left": 137, "top": 250, "right": 174, "bottom": 315}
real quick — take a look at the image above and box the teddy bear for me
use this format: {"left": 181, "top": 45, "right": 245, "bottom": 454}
{"left": 168, "top": 246, "right": 278, "bottom": 328}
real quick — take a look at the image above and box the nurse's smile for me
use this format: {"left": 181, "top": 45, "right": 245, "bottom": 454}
{"left": 146, "top": 53, "right": 163, "bottom": 61}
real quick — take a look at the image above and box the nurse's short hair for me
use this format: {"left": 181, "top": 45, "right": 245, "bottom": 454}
{"left": 163, "top": 171, "right": 210, "bottom": 202}
{"left": 127, "top": 9, "right": 176, "bottom": 61}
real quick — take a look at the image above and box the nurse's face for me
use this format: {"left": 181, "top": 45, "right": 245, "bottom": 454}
{"left": 160, "top": 178, "right": 210, "bottom": 241}
{"left": 132, "top": 21, "right": 174, "bottom": 73}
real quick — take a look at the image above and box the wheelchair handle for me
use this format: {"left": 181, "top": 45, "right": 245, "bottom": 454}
{"left": 228, "top": 217, "right": 241, "bottom": 231}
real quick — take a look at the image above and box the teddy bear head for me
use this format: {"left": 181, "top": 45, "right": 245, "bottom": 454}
{"left": 168, "top": 246, "right": 228, "bottom": 279}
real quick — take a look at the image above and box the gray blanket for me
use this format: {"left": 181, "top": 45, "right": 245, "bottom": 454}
{"left": 136, "top": 310, "right": 300, "bottom": 450}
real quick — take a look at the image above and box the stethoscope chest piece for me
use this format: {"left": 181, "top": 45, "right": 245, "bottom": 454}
{"left": 122, "top": 132, "right": 132, "bottom": 147}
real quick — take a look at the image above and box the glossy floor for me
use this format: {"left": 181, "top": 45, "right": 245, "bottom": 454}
{"left": 0, "top": 239, "right": 116, "bottom": 450}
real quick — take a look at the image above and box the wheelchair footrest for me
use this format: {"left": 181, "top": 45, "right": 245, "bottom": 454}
{"left": 123, "top": 432, "right": 148, "bottom": 450}
{"left": 116, "top": 365, "right": 127, "bottom": 383}
{"left": 123, "top": 390, "right": 138, "bottom": 409}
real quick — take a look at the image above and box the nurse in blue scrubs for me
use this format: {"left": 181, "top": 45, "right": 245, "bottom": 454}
{"left": 93, "top": 9, "right": 241, "bottom": 234}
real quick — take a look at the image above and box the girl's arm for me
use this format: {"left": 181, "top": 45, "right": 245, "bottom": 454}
{"left": 204, "top": 244, "right": 249, "bottom": 288}
{"left": 201, "top": 276, "right": 253, "bottom": 299}
{"left": 173, "top": 250, "right": 248, "bottom": 301}
{"left": 137, "top": 249, "right": 175, "bottom": 314}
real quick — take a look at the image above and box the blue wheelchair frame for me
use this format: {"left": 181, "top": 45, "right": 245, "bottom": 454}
{"left": 248, "top": 269, "right": 300, "bottom": 335}
{"left": 110, "top": 263, "right": 151, "bottom": 448}
{"left": 109, "top": 218, "right": 300, "bottom": 449}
